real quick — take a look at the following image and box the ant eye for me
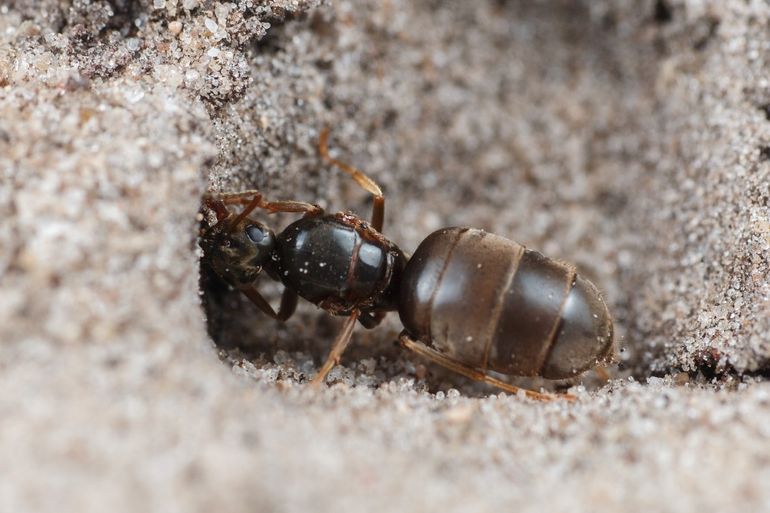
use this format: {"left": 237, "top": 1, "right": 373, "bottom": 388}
{"left": 246, "top": 225, "right": 265, "bottom": 243}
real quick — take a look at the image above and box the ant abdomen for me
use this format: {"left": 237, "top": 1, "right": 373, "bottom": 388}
{"left": 399, "top": 227, "right": 614, "bottom": 379}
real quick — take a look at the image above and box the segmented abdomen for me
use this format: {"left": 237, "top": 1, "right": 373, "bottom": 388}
{"left": 398, "top": 228, "right": 613, "bottom": 379}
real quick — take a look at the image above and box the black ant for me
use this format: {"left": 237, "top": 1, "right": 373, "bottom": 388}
{"left": 200, "top": 129, "right": 614, "bottom": 400}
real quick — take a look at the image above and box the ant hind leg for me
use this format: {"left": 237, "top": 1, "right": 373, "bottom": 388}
{"left": 594, "top": 366, "right": 611, "bottom": 382}
{"left": 398, "top": 332, "right": 575, "bottom": 402}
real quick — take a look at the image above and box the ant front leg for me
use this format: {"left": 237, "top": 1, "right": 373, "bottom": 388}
{"left": 239, "top": 286, "right": 298, "bottom": 322}
{"left": 319, "top": 128, "right": 385, "bottom": 232}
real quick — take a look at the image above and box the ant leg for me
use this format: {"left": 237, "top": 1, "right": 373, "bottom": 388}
{"left": 593, "top": 343, "right": 617, "bottom": 382}
{"left": 199, "top": 200, "right": 231, "bottom": 239}
{"left": 276, "top": 289, "right": 298, "bottom": 321}
{"left": 359, "top": 311, "right": 387, "bottom": 329}
{"left": 594, "top": 366, "right": 611, "bottom": 382}
{"left": 205, "top": 190, "right": 323, "bottom": 217}
{"left": 239, "top": 286, "right": 298, "bottom": 322}
{"left": 370, "top": 197, "right": 385, "bottom": 234}
{"left": 260, "top": 200, "right": 324, "bottom": 216}
{"left": 319, "top": 127, "right": 385, "bottom": 232}
{"left": 310, "top": 310, "right": 361, "bottom": 386}
{"left": 204, "top": 190, "right": 264, "bottom": 206}
{"left": 398, "top": 332, "right": 575, "bottom": 402}
{"left": 203, "top": 198, "right": 230, "bottom": 222}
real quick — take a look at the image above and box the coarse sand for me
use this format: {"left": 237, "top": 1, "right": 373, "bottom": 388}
{"left": 1, "top": 1, "right": 769, "bottom": 512}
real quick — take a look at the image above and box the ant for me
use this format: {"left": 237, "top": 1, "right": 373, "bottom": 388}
{"left": 200, "top": 129, "right": 615, "bottom": 401}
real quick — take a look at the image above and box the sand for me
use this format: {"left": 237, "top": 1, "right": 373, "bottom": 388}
{"left": 1, "top": 0, "right": 769, "bottom": 511}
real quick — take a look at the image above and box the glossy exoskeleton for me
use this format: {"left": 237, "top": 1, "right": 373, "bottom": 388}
{"left": 200, "top": 130, "right": 614, "bottom": 400}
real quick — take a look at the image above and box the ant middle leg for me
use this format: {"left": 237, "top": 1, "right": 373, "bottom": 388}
{"left": 319, "top": 128, "right": 385, "bottom": 232}
{"left": 398, "top": 332, "right": 575, "bottom": 402}
{"left": 310, "top": 310, "right": 361, "bottom": 386}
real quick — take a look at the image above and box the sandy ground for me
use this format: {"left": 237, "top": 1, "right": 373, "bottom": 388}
{"left": 1, "top": 0, "right": 769, "bottom": 511}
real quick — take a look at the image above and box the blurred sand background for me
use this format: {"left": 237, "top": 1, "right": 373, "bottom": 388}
{"left": 1, "top": 0, "right": 770, "bottom": 512}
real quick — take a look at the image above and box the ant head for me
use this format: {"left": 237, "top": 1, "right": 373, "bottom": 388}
{"left": 200, "top": 205, "right": 277, "bottom": 287}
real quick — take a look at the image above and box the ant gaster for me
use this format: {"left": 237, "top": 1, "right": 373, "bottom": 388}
{"left": 200, "top": 129, "right": 615, "bottom": 401}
